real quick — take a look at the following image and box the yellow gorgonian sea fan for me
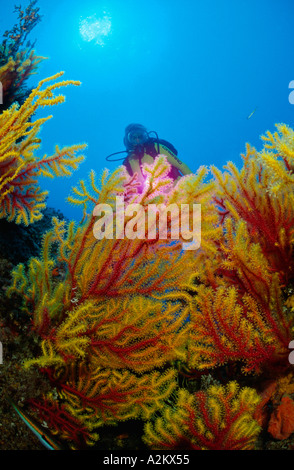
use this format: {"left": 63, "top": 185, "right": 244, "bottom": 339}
{"left": 30, "top": 366, "right": 178, "bottom": 448}
{"left": 9, "top": 161, "right": 193, "bottom": 356}
{"left": 143, "top": 382, "right": 261, "bottom": 450}
{"left": 211, "top": 137, "right": 294, "bottom": 285}
{"left": 0, "top": 50, "right": 45, "bottom": 109}
{"left": 186, "top": 217, "right": 293, "bottom": 374}
{"left": 8, "top": 158, "right": 200, "bottom": 445}
{"left": 258, "top": 123, "right": 294, "bottom": 193}
{"left": 0, "top": 71, "right": 86, "bottom": 225}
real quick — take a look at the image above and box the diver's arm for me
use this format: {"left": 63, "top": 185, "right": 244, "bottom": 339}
{"left": 166, "top": 154, "right": 192, "bottom": 175}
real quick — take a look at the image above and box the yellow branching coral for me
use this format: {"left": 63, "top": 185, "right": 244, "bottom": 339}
{"left": 30, "top": 366, "right": 178, "bottom": 448}
{"left": 24, "top": 295, "right": 188, "bottom": 372}
{"left": 167, "top": 165, "right": 221, "bottom": 257}
{"left": 186, "top": 217, "right": 293, "bottom": 373}
{"left": 211, "top": 134, "right": 294, "bottom": 284}
{"left": 9, "top": 158, "right": 213, "bottom": 445}
{"left": 6, "top": 108, "right": 294, "bottom": 449}
{"left": 188, "top": 284, "right": 277, "bottom": 372}
{"left": 182, "top": 125, "right": 294, "bottom": 376}
{"left": 9, "top": 160, "right": 194, "bottom": 348}
{"left": 0, "top": 50, "right": 45, "bottom": 109}
{"left": 0, "top": 71, "right": 86, "bottom": 224}
{"left": 143, "top": 381, "right": 261, "bottom": 450}
{"left": 57, "top": 366, "right": 177, "bottom": 427}
{"left": 259, "top": 123, "right": 294, "bottom": 193}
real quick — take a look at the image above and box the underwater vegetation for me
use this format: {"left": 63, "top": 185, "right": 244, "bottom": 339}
{"left": 2, "top": 127, "right": 294, "bottom": 450}
{"left": 0, "top": 1, "right": 85, "bottom": 225}
{"left": 0, "top": 0, "right": 43, "bottom": 110}
{"left": 6, "top": 157, "right": 215, "bottom": 447}
{"left": 0, "top": 72, "right": 86, "bottom": 225}
{"left": 1, "top": 0, "right": 294, "bottom": 452}
{"left": 143, "top": 382, "right": 261, "bottom": 450}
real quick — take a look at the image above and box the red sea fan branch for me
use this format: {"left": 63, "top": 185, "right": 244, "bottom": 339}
{"left": 143, "top": 383, "right": 261, "bottom": 450}
{"left": 29, "top": 398, "right": 90, "bottom": 448}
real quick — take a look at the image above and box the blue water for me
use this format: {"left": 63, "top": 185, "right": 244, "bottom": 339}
{"left": 1, "top": 0, "right": 294, "bottom": 222}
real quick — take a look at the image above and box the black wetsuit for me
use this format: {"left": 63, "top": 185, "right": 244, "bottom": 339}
{"left": 123, "top": 138, "right": 182, "bottom": 185}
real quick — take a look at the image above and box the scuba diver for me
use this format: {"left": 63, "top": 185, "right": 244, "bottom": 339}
{"left": 106, "top": 123, "right": 192, "bottom": 192}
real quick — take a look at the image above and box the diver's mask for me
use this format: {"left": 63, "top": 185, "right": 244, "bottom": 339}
{"left": 106, "top": 128, "right": 159, "bottom": 162}
{"left": 127, "top": 129, "right": 149, "bottom": 148}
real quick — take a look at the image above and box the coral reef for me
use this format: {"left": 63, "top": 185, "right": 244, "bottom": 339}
{"left": 3, "top": 126, "right": 294, "bottom": 449}
{"left": 0, "top": 1, "right": 42, "bottom": 63}
{"left": 2, "top": 1, "right": 294, "bottom": 451}
{"left": 1, "top": 12, "right": 294, "bottom": 445}
{"left": 0, "top": 0, "right": 43, "bottom": 110}
{"left": 0, "top": 50, "right": 45, "bottom": 111}
{"left": 0, "top": 2, "right": 85, "bottom": 226}
{"left": 7, "top": 157, "right": 214, "bottom": 447}
{"left": 185, "top": 125, "right": 294, "bottom": 377}
{"left": 143, "top": 382, "right": 261, "bottom": 450}
{"left": 0, "top": 72, "right": 86, "bottom": 225}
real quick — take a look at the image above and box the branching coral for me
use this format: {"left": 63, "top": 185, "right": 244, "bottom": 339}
{"left": 143, "top": 381, "right": 261, "bottom": 450}
{"left": 0, "top": 50, "right": 45, "bottom": 110}
{"left": 33, "top": 366, "right": 178, "bottom": 447}
{"left": 0, "top": 0, "right": 42, "bottom": 63}
{"left": 0, "top": 71, "right": 86, "bottom": 224}
{"left": 183, "top": 126, "right": 294, "bottom": 376}
{"left": 211, "top": 133, "right": 294, "bottom": 285}
{"left": 8, "top": 157, "right": 216, "bottom": 446}
{"left": 186, "top": 217, "right": 293, "bottom": 374}
{"left": 0, "top": 0, "right": 44, "bottom": 109}
{"left": 6, "top": 121, "right": 294, "bottom": 449}
{"left": 28, "top": 296, "right": 188, "bottom": 371}
{"left": 187, "top": 284, "right": 275, "bottom": 373}
{"left": 258, "top": 123, "right": 294, "bottom": 194}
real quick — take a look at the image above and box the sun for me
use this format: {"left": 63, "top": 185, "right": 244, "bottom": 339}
{"left": 79, "top": 12, "right": 112, "bottom": 46}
